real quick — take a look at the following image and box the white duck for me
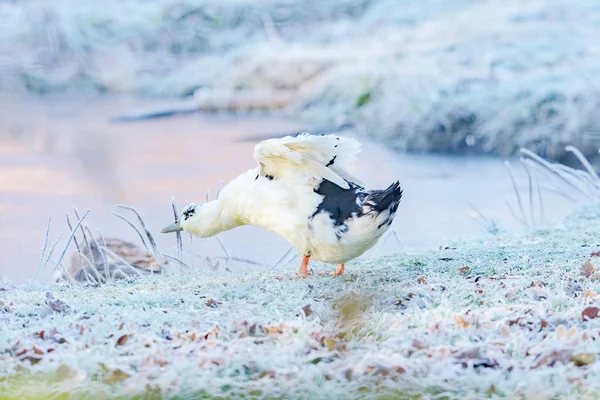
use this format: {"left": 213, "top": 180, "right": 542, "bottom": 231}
{"left": 161, "top": 133, "right": 402, "bottom": 276}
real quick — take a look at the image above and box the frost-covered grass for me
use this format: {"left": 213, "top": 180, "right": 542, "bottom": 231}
{"left": 2, "top": 204, "right": 600, "bottom": 399}
{"left": 2, "top": 0, "right": 600, "bottom": 162}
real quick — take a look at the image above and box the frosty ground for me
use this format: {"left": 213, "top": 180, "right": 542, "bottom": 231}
{"left": 2, "top": 203, "right": 600, "bottom": 399}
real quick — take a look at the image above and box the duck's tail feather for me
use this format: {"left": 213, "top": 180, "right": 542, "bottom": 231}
{"left": 363, "top": 181, "right": 403, "bottom": 214}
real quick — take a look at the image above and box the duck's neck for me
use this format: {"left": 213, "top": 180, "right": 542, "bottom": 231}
{"left": 185, "top": 200, "right": 240, "bottom": 238}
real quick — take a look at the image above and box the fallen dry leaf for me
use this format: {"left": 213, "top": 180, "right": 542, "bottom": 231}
{"left": 533, "top": 350, "right": 573, "bottom": 368}
{"left": 301, "top": 305, "right": 312, "bottom": 317}
{"left": 581, "top": 261, "right": 596, "bottom": 278}
{"left": 412, "top": 339, "right": 427, "bottom": 350}
{"left": 582, "top": 307, "right": 600, "bottom": 321}
{"left": 104, "top": 368, "right": 131, "bottom": 384}
{"left": 264, "top": 323, "right": 287, "bottom": 335}
{"left": 458, "top": 266, "right": 471, "bottom": 276}
{"left": 205, "top": 299, "right": 222, "bottom": 308}
{"left": 454, "top": 315, "right": 469, "bottom": 329}
{"left": 417, "top": 276, "right": 427, "bottom": 284}
{"left": 366, "top": 364, "right": 405, "bottom": 376}
{"left": 116, "top": 334, "right": 129, "bottom": 346}
{"left": 325, "top": 338, "right": 337, "bottom": 352}
{"left": 45, "top": 292, "right": 70, "bottom": 313}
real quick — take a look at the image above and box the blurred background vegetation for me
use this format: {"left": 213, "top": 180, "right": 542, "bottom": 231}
{"left": 2, "top": 0, "right": 600, "bottom": 163}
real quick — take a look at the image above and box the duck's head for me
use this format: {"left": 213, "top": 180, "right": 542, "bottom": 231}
{"left": 161, "top": 203, "right": 199, "bottom": 234}
{"left": 161, "top": 202, "right": 222, "bottom": 238}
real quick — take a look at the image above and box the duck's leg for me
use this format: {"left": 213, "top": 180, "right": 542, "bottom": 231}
{"left": 330, "top": 264, "right": 345, "bottom": 276}
{"left": 298, "top": 255, "right": 310, "bottom": 277}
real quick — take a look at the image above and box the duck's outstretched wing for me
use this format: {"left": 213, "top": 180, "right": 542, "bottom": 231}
{"left": 253, "top": 132, "right": 363, "bottom": 189}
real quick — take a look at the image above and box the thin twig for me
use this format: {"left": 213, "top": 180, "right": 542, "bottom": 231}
{"left": 41, "top": 233, "right": 63, "bottom": 279}
{"left": 162, "top": 253, "right": 192, "bottom": 270}
{"left": 215, "top": 236, "right": 231, "bottom": 261}
{"left": 466, "top": 201, "right": 489, "bottom": 223}
{"left": 504, "top": 161, "right": 527, "bottom": 226}
{"left": 538, "top": 185, "right": 579, "bottom": 202}
{"left": 112, "top": 211, "right": 149, "bottom": 249}
{"left": 535, "top": 170, "right": 544, "bottom": 227}
{"left": 115, "top": 205, "right": 161, "bottom": 262}
{"left": 217, "top": 180, "right": 224, "bottom": 199}
{"left": 35, "top": 214, "right": 52, "bottom": 281}
{"left": 189, "top": 234, "right": 196, "bottom": 270}
{"left": 270, "top": 247, "right": 295, "bottom": 270}
{"left": 96, "top": 230, "right": 111, "bottom": 283}
{"left": 85, "top": 227, "right": 109, "bottom": 283}
{"left": 44, "top": 210, "right": 90, "bottom": 285}
{"left": 504, "top": 197, "right": 524, "bottom": 225}
{"left": 66, "top": 215, "right": 81, "bottom": 254}
{"left": 77, "top": 252, "right": 102, "bottom": 285}
{"left": 520, "top": 148, "right": 592, "bottom": 199}
{"left": 171, "top": 197, "right": 183, "bottom": 262}
{"left": 389, "top": 229, "right": 402, "bottom": 247}
{"left": 73, "top": 207, "right": 93, "bottom": 264}
{"left": 100, "top": 247, "right": 146, "bottom": 279}
{"left": 520, "top": 158, "right": 535, "bottom": 227}
{"left": 210, "top": 256, "right": 271, "bottom": 267}
{"left": 566, "top": 145, "right": 599, "bottom": 181}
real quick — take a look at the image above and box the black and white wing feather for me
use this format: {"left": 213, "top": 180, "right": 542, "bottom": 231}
{"left": 253, "top": 132, "right": 363, "bottom": 189}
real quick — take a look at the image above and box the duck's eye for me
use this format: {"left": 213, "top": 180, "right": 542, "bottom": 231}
{"left": 182, "top": 206, "right": 196, "bottom": 220}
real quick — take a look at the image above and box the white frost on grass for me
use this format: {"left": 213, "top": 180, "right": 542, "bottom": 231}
{"left": 2, "top": 0, "right": 600, "bottom": 160}
{"left": 2, "top": 204, "right": 600, "bottom": 398}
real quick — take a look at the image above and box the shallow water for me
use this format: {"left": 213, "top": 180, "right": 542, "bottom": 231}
{"left": 0, "top": 95, "right": 572, "bottom": 283}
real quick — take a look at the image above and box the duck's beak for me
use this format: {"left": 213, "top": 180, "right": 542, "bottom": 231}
{"left": 161, "top": 221, "right": 183, "bottom": 233}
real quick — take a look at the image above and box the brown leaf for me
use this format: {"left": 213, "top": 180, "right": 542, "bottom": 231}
{"left": 45, "top": 292, "right": 70, "bottom": 313}
{"left": 458, "top": 266, "right": 471, "bottom": 276}
{"left": 411, "top": 339, "right": 427, "bottom": 350}
{"left": 104, "top": 369, "right": 131, "bottom": 384}
{"left": 116, "top": 334, "right": 129, "bottom": 346}
{"left": 118, "top": 322, "right": 124, "bottom": 330}
{"left": 582, "top": 306, "right": 600, "bottom": 321}
{"left": 533, "top": 350, "right": 573, "bottom": 368}
{"left": 581, "top": 261, "right": 596, "bottom": 278}
{"left": 591, "top": 251, "right": 600, "bottom": 257}
{"left": 417, "top": 276, "right": 427, "bottom": 284}
{"left": 248, "top": 324, "right": 257, "bottom": 336}
{"left": 301, "top": 305, "right": 312, "bottom": 317}
{"left": 454, "top": 315, "right": 469, "bottom": 329}
{"left": 264, "top": 323, "right": 287, "bottom": 335}
{"left": 325, "top": 338, "right": 337, "bottom": 352}
{"left": 155, "top": 358, "right": 167, "bottom": 368}
{"left": 366, "top": 364, "right": 405, "bottom": 376}
{"left": 205, "top": 299, "right": 222, "bottom": 308}
{"left": 32, "top": 346, "right": 44, "bottom": 355}
{"left": 24, "top": 356, "right": 42, "bottom": 365}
